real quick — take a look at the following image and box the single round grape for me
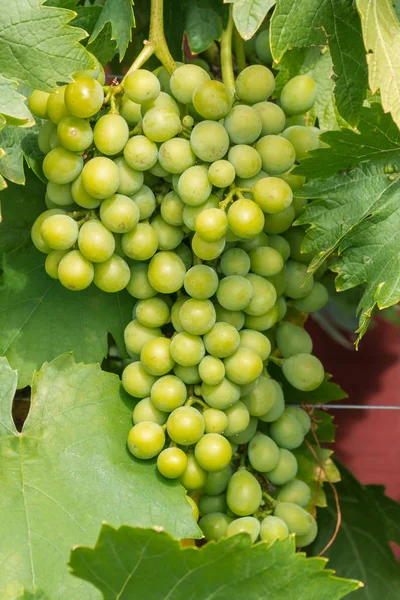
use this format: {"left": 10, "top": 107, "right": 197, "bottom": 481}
{"left": 276, "top": 322, "right": 313, "bottom": 358}
{"left": 156, "top": 63, "right": 183, "bottom": 94}
{"left": 296, "top": 516, "right": 318, "bottom": 547}
{"left": 235, "top": 65, "right": 275, "bottom": 103}
{"left": 124, "top": 135, "right": 158, "bottom": 171}
{"left": 192, "top": 80, "right": 231, "bottom": 120}
{"left": 126, "top": 262, "right": 157, "bottom": 300}
{"left": 160, "top": 191, "right": 184, "bottom": 227}
{"left": 264, "top": 448, "right": 298, "bottom": 485}
{"left": 255, "top": 135, "right": 296, "bottom": 175}
{"left": 113, "top": 157, "right": 144, "bottom": 197}
{"left": 238, "top": 232, "right": 269, "bottom": 252}
{"left": 78, "top": 219, "right": 115, "bottom": 262}
{"left": 148, "top": 251, "right": 186, "bottom": 294}
{"left": 215, "top": 305, "right": 245, "bottom": 330}
{"left": 38, "top": 120, "right": 56, "bottom": 154}
{"left": 198, "top": 493, "right": 227, "bottom": 516}
{"left": 228, "top": 145, "right": 261, "bottom": 180}
{"left": 227, "top": 516, "right": 260, "bottom": 543}
{"left": 285, "top": 260, "right": 314, "bottom": 299}
{"left": 170, "top": 296, "right": 189, "bottom": 333}
{"left": 224, "top": 104, "right": 262, "bottom": 144}
{"left": 157, "top": 447, "right": 188, "bottom": 479}
{"left": 58, "top": 250, "right": 94, "bottom": 290}
{"left": 260, "top": 516, "right": 289, "bottom": 545}
{"left": 43, "top": 147, "right": 83, "bottom": 184}
{"left": 282, "top": 353, "right": 324, "bottom": 391}
{"left": 216, "top": 276, "right": 253, "bottom": 312}
{"left": 133, "top": 397, "right": 167, "bottom": 425}
{"left": 57, "top": 116, "right": 93, "bottom": 152}
{"left": 173, "top": 364, "right": 201, "bottom": 385}
{"left": 178, "top": 165, "right": 212, "bottom": 207}
{"left": 284, "top": 229, "right": 314, "bottom": 264}
{"left": 151, "top": 214, "right": 183, "bottom": 250}
{"left": 267, "top": 234, "right": 291, "bottom": 261}
{"left": 195, "top": 433, "right": 232, "bottom": 472}
{"left": 255, "top": 27, "right": 272, "bottom": 64}
{"left": 195, "top": 208, "right": 228, "bottom": 242}
{"left": 282, "top": 125, "right": 319, "bottom": 161}
{"left": 151, "top": 374, "right": 187, "bottom": 412}
{"left": 124, "top": 319, "right": 162, "bottom": 355}
{"left": 244, "top": 305, "right": 279, "bottom": 331}
{"left": 167, "top": 405, "right": 205, "bottom": 445}
{"left": 293, "top": 281, "right": 329, "bottom": 313}
{"left": 224, "top": 347, "right": 263, "bottom": 385}
{"left": 192, "top": 233, "right": 226, "bottom": 260}
{"left": 224, "top": 401, "right": 250, "bottom": 436}
{"left": 131, "top": 185, "right": 156, "bottom": 219}
{"left": 201, "top": 377, "right": 241, "bottom": 410}
{"left": 277, "top": 479, "right": 312, "bottom": 507}
{"left": 47, "top": 86, "right": 70, "bottom": 124}
{"left": 242, "top": 376, "right": 277, "bottom": 417}
{"left": 269, "top": 412, "right": 305, "bottom": 450}
{"left": 99, "top": 194, "right": 139, "bottom": 234}
{"left": 183, "top": 194, "right": 219, "bottom": 230}
{"left": 46, "top": 182, "right": 73, "bottom": 208}
{"left": 275, "top": 293, "right": 288, "bottom": 320}
{"left": 219, "top": 249, "right": 249, "bottom": 278}
{"left": 203, "top": 407, "right": 228, "bottom": 434}
{"left": 245, "top": 273, "right": 277, "bottom": 316}
{"left": 81, "top": 157, "right": 119, "bottom": 199}
{"left": 203, "top": 465, "right": 232, "bottom": 496}
{"left": 248, "top": 433, "right": 280, "bottom": 473}
{"left": 170, "top": 64, "right": 210, "bottom": 104}
{"left": 135, "top": 297, "right": 170, "bottom": 329}
{"left": 226, "top": 469, "right": 262, "bottom": 516}
{"left": 285, "top": 406, "right": 311, "bottom": 435}
{"left": 239, "top": 329, "right": 271, "bottom": 361}
{"left": 140, "top": 336, "right": 175, "bottom": 376}
{"left": 120, "top": 94, "right": 142, "bottom": 125}
{"left": 175, "top": 242, "right": 192, "bottom": 270}
{"left": 184, "top": 265, "right": 218, "bottom": 300}
{"left": 203, "top": 322, "right": 240, "bottom": 358}
{"left": 71, "top": 174, "right": 101, "bottom": 209}
{"left": 124, "top": 69, "right": 160, "bottom": 104}
{"left": 122, "top": 222, "right": 158, "bottom": 261}
{"left": 274, "top": 502, "right": 313, "bottom": 536}
{"left": 258, "top": 381, "right": 285, "bottom": 423}
{"left": 280, "top": 75, "right": 317, "bottom": 115}
{"left": 253, "top": 176, "right": 293, "bottom": 215}
{"left": 45, "top": 249, "right": 68, "bottom": 278}
{"left": 263, "top": 206, "right": 295, "bottom": 234}
{"left": 199, "top": 512, "right": 231, "bottom": 541}
{"left": 127, "top": 421, "right": 165, "bottom": 459}
{"left": 141, "top": 89, "right": 180, "bottom": 117}
{"left": 199, "top": 356, "right": 225, "bottom": 386}
{"left": 65, "top": 76, "right": 104, "bottom": 118}
{"left": 179, "top": 298, "right": 216, "bottom": 335}
{"left": 142, "top": 107, "right": 181, "bottom": 143}
{"left": 28, "top": 89, "right": 50, "bottom": 119}
{"left": 228, "top": 417, "right": 258, "bottom": 446}
{"left": 170, "top": 332, "right": 205, "bottom": 367}
{"left": 249, "top": 246, "right": 284, "bottom": 278}
{"left": 93, "top": 254, "right": 130, "bottom": 292}
{"left": 158, "top": 138, "right": 196, "bottom": 175}
{"left": 254, "top": 101, "right": 286, "bottom": 135}
{"left": 227, "top": 199, "right": 264, "bottom": 239}
{"left": 190, "top": 120, "right": 230, "bottom": 162}
{"left": 122, "top": 361, "right": 157, "bottom": 398}
{"left": 40, "top": 214, "right": 78, "bottom": 250}
{"left": 207, "top": 160, "right": 236, "bottom": 188}
{"left": 280, "top": 167, "right": 306, "bottom": 192}
{"left": 180, "top": 453, "right": 208, "bottom": 490}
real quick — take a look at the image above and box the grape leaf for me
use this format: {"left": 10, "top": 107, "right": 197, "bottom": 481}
{"left": 73, "top": 6, "right": 118, "bottom": 65}
{"left": 226, "top": 0, "right": 276, "bottom": 40}
{"left": 0, "top": 354, "right": 200, "bottom": 599}
{"left": 0, "top": 0, "right": 94, "bottom": 91}
{"left": 0, "top": 76, "right": 33, "bottom": 127}
{"left": 357, "top": 0, "right": 400, "bottom": 131}
{"left": 311, "top": 463, "right": 400, "bottom": 599}
{"left": 17, "top": 591, "right": 50, "bottom": 600}
{"left": 69, "top": 523, "right": 360, "bottom": 599}
{"left": 367, "top": 485, "right": 400, "bottom": 545}
{"left": 89, "top": 0, "right": 134, "bottom": 61}
{"left": 270, "top": 0, "right": 368, "bottom": 125}
{"left": 184, "top": 0, "right": 227, "bottom": 54}
{"left": 0, "top": 123, "right": 43, "bottom": 185}
{"left": 293, "top": 446, "right": 340, "bottom": 509}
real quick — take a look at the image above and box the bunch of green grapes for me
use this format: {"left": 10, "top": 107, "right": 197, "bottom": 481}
{"left": 30, "top": 48, "right": 331, "bottom": 548}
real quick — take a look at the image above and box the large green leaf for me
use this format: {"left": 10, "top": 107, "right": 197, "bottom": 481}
{"left": 17, "top": 591, "right": 50, "bottom": 600}
{"left": 184, "top": 0, "right": 227, "bottom": 54}
{"left": 89, "top": 0, "right": 134, "bottom": 61}
{"left": 227, "top": 0, "right": 276, "bottom": 40}
{"left": 270, "top": 0, "right": 368, "bottom": 125}
{"left": 0, "top": 75, "right": 33, "bottom": 127}
{"left": 367, "top": 485, "right": 400, "bottom": 545}
{"left": 0, "top": 354, "right": 200, "bottom": 599}
{"left": 293, "top": 446, "right": 340, "bottom": 509}
{"left": 73, "top": 6, "right": 118, "bottom": 65}
{"left": 357, "top": 0, "right": 400, "bottom": 131}
{"left": 0, "top": 123, "right": 43, "bottom": 185}
{"left": 311, "top": 464, "right": 400, "bottom": 598}
{"left": 69, "top": 524, "right": 360, "bottom": 599}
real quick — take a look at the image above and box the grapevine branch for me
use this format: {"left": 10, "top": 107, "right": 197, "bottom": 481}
{"left": 220, "top": 5, "right": 236, "bottom": 99}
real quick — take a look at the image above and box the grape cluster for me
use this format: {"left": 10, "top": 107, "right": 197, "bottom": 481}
{"left": 30, "top": 52, "right": 330, "bottom": 548}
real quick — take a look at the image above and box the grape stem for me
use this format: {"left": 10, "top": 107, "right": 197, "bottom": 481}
{"left": 186, "top": 396, "right": 208, "bottom": 410}
{"left": 268, "top": 355, "right": 284, "bottom": 367}
{"left": 262, "top": 491, "right": 278, "bottom": 507}
{"left": 220, "top": 5, "right": 236, "bottom": 98}
{"left": 219, "top": 187, "right": 252, "bottom": 210}
{"left": 233, "top": 27, "right": 246, "bottom": 73}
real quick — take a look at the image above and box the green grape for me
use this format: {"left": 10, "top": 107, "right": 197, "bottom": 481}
{"left": 44, "top": 249, "right": 68, "bottom": 279}
{"left": 284, "top": 406, "right": 311, "bottom": 435}
{"left": 280, "top": 167, "right": 306, "bottom": 191}
{"left": 238, "top": 232, "right": 269, "bottom": 253}
{"left": 141, "top": 90, "right": 180, "bottom": 117}
{"left": 148, "top": 251, "right": 186, "bottom": 294}
{"left": 198, "top": 493, "right": 227, "bottom": 516}
{"left": 124, "top": 135, "right": 158, "bottom": 171}
{"left": 170, "top": 296, "right": 189, "bottom": 333}
{"left": 178, "top": 165, "right": 212, "bottom": 207}
{"left": 126, "top": 262, "right": 157, "bottom": 299}
{"left": 170, "top": 64, "right": 210, "bottom": 104}
{"left": 140, "top": 337, "right": 175, "bottom": 376}
{"left": 100, "top": 194, "right": 139, "bottom": 233}
{"left": 57, "top": 116, "right": 93, "bottom": 152}
{"left": 180, "top": 453, "right": 208, "bottom": 490}
{"left": 170, "top": 332, "right": 205, "bottom": 367}
{"left": 150, "top": 214, "right": 183, "bottom": 250}
{"left": 203, "top": 465, "right": 232, "bottom": 495}
{"left": 242, "top": 376, "right": 277, "bottom": 417}
{"left": 282, "top": 353, "right": 324, "bottom": 391}
{"left": 199, "top": 356, "right": 225, "bottom": 387}
{"left": 58, "top": 250, "right": 94, "bottom": 290}
{"left": 47, "top": 86, "right": 70, "bottom": 124}
{"left": 216, "top": 276, "right": 253, "bottom": 312}
{"left": 227, "top": 469, "right": 262, "bottom": 516}
{"left": 130, "top": 185, "right": 156, "bottom": 219}
{"left": 276, "top": 295, "right": 289, "bottom": 320}
{"left": 182, "top": 194, "right": 219, "bottom": 230}
{"left": 150, "top": 374, "right": 187, "bottom": 412}
{"left": 190, "top": 120, "right": 230, "bottom": 162}
{"left": 280, "top": 75, "right": 317, "bottom": 115}
{"left": 71, "top": 175, "right": 101, "bottom": 209}
{"left": 255, "top": 27, "right": 272, "bottom": 64}
{"left": 293, "top": 282, "right": 329, "bottom": 312}
{"left": 151, "top": 160, "right": 172, "bottom": 178}
{"left": 195, "top": 208, "right": 227, "bottom": 242}
{"left": 43, "top": 147, "right": 83, "bottom": 184}
{"left": 224, "top": 347, "right": 263, "bottom": 385}
{"left": 201, "top": 377, "right": 241, "bottom": 410}
{"left": 78, "top": 219, "right": 115, "bottom": 262}
{"left": 175, "top": 242, "right": 193, "bottom": 270}
{"left": 296, "top": 516, "right": 318, "bottom": 547}
{"left": 122, "top": 222, "right": 158, "bottom": 261}
{"left": 227, "top": 199, "right": 264, "bottom": 239}
{"left": 274, "top": 502, "right": 313, "bottom": 536}
{"left": 269, "top": 411, "right": 305, "bottom": 450}
{"left": 255, "top": 135, "right": 296, "bottom": 175}
{"left": 28, "top": 89, "right": 50, "bottom": 119}
{"left": 167, "top": 406, "right": 205, "bottom": 444}
{"left": 264, "top": 448, "right": 298, "bottom": 485}
{"left": 282, "top": 126, "right": 320, "bottom": 161}
{"left": 268, "top": 234, "right": 291, "bottom": 261}
{"left": 203, "top": 322, "right": 240, "bottom": 358}
{"left": 135, "top": 297, "right": 170, "bottom": 328}
{"left": 195, "top": 433, "right": 232, "bottom": 472}
{"left": 220, "top": 248, "right": 250, "bottom": 277}
{"left": 127, "top": 421, "right": 165, "bottom": 460}
{"left": 253, "top": 101, "right": 286, "bottom": 135}
{"left": 179, "top": 298, "right": 216, "bottom": 335}
{"left": 132, "top": 397, "right": 168, "bottom": 425}
{"left": 228, "top": 145, "right": 262, "bottom": 181}
{"left": 244, "top": 305, "right": 279, "bottom": 331}
{"left": 207, "top": 160, "right": 236, "bottom": 188}
{"left": 236, "top": 171, "right": 269, "bottom": 198}
{"left": 235, "top": 65, "right": 275, "bottom": 104}
{"left": 93, "top": 254, "right": 130, "bottom": 292}
{"left": 192, "top": 232, "right": 226, "bottom": 260}
{"left": 46, "top": 182, "right": 73, "bottom": 207}
{"left": 228, "top": 416, "right": 258, "bottom": 445}
{"left": 123, "top": 362, "right": 157, "bottom": 398}
{"left": 245, "top": 273, "right": 277, "bottom": 316}
{"left": 156, "top": 63, "right": 183, "bottom": 94}
{"left": 260, "top": 516, "right": 289, "bottom": 545}
{"left": 258, "top": 380, "right": 285, "bottom": 423}
{"left": 224, "top": 401, "right": 250, "bottom": 436}
{"left": 223, "top": 104, "right": 262, "bottom": 144}
{"left": 124, "top": 320, "right": 161, "bottom": 356}
{"left": 239, "top": 329, "right": 271, "bottom": 361}
{"left": 227, "top": 516, "right": 260, "bottom": 543}
{"left": 203, "top": 406, "right": 228, "bottom": 433}
{"left": 157, "top": 447, "right": 188, "bottom": 479}
{"left": 31, "top": 209, "right": 66, "bottom": 253}
{"left": 173, "top": 364, "right": 201, "bottom": 385}
{"left": 276, "top": 321, "right": 313, "bottom": 358}
{"left": 120, "top": 94, "right": 142, "bottom": 125}
{"left": 249, "top": 247, "right": 284, "bottom": 279}
{"left": 248, "top": 433, "right": 280, "bottom": 472}
{"left": 285, "top": 260, "right": 314, "bottom": 299}
{"left": 276, "top": 479, "right": 312, "bottom": 507}
{"left": 65, "top": 76, "right": 104, "bottom": 118}
{"left": 253, "top": 177, "right": 293, "bottom": 214}
{"left": 112, "top": 157, "right": 144, "bottom": 196}
{"left": 124, "top": 69, "right": 161, "bottom": 104}
{"left": 199, "top": 512, "right": 231, "bottom": 541}
{"left": 284, "top": 229, "right": 314, "bottom": 264}
{"left": 184, "top": 265, "right": 219, "bottom": 299}
{"left": 192, "top": 80, "right": 231, "bottom": 120}
{"left": 81, "top": 157, "right": 120, "bottom": 199}
{"left": 40, "top": 214, "right": 78, "bottom": 250}
{"left": 158, "top": 138, "right": 196, "bottom": 175}
{"left": 263, "top": 206, "right": 295, "bottom": 234}
{"left": 215, "top": 305, "right": 245, "bottom": 330}
{"left": 142, "top": 107, "right": 181, "bottom": 143}
{"left": 38, "top": 120, "right": 57, "bottom": 154}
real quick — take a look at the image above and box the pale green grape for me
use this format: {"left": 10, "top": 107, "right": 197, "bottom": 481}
{"left": 43, "top": 147, "right": 83, "bottom": 184}
{"left": 93, "top": 254, "right": 130, "bottom": 292}
{"left": 284, "top": 229, "right": 314, "bottom": 264}
{"left": 38, "top": 120, "right": 57, "bottom": 154}
{"left": 268, "top": 234, "right": 291, "bottom": 261}
{"left": 203, "top": 322, "right": 240, "bottom": 357}
{"left": 244, "top": 305, "right": 279, "bottom": 331}
{"left": 31, "top": 209, "right": 66, "bottom": 253}
{"left": 253, "top": 176, "right": 293, "bottom": 214}
{"left": 45, "top": 249, "right": 68, "bottom": 278}
{"left": 179, "top": 298, "right": 216, "bottom": 335}
{"left": 195, "top": 433, "right": 232, "bottom": 472}
{"left": 140, "top": 336, "right": 175, "bottom": 376}
{"left": 263, "top": 206, "right": 295, "bottom": 234}
{"left": 220, "top": 248, "right": 250, "bottom": 277}
{"left": 58, "top": 249, "right": 94, "bottom": 290}
{"left": 47, "top": 86, "right": 70, "bottom": 124}
{"left": 151, "top": 214, "right": 183, "bottom": 250}
{"left": 142, "top": 107, "right": 181, "bottom": 143}
{"left": 120, "top": 94, "right": 142, "bottom": 125}
{"left": 198, "top": 493, "right": 227, "bottom": 516}
{"left": 40, "top": 214, "right": 78, "bottom": 250}
{"left": 141, "top": 90, "right": 180, "bottom": 117}
{"left": 293, "top": 282, "right": 329, "bottom": 312}
{"left": 124, "top": 135, "right": 158, "bottom": 171}
{"left": 126, "top": 262, "right": 157, "bottom": 299}
{"left": 270, "top": 411, "right": 304, "bottom": 449}
{"left": 255, "top": 27, "right": 272, "bottom": 64}
{"left": 171, "top": 296, "right": 189, "bottom": 332}
{"left": 65, "top": 76, "right": 104, "bottom": 118}
{"left": 214, "top": 305, "right": 245, "bottom": 330}
{"left": 226, "top": 470, "right": 262, "bottom": 516}
{"left": 170, "top": 64, "right": 210, "bottom": 104}
{"left": 190, "top": 120, "right": 230, "bottom": 162}
{"left": 183, "top": 195, "right": 219, "bottom": 231}
{"left": 276, "top": 479, "right": 312, "bottom": 507}
{"left": 127, "top": 421, "right": 165, "bottom": 460}
{"left": 255, "top": 135, "right": 296, "bottom": 175}
{"left": 81, "top": 157, "right": 120, "bottom": 199}
{"left": 122, "top": 222, "right": 158, "bottom": 260}
{"left": 228, "top": 416, "right": 258, "bottom": 445}
{"left": 227, "top": 199, "right": 264, "bottom": 239}
{"left": 28, "top": 89, "right": 50, "bottom": 119}
{"left": 274, "top": 502, "right": 314, "bottom": 536}
{"left": 285, "top": 406, "right": 311, "bottom": 435}
{"left": 156, "top": 63, "right": 183, "bottom": 94}
{"left": 46, "top": 182, "right": 74, "bottom": 207}
{"left": 235, "top": 65, "right": 275, "bottom": 104}
{"left": 124, "top": 69, "right": 161, "bottom": 104}
{"left": 282, "top": 353, "right": 324, "bottom": 391}
{"left": 135, "top": 297, "right": 170, "bottom": 328}
{"left": 100, "top": 194, "right": 140, "bottom": 233}
{"left": 296, "top": 516, "right": 318, "bottom": 547}
{"left": 276, "top": 322, "right": 313, "bottom": 358}
{"left": 239, "top": 329, "right": 271, "bottom": 361}
{"left": 207, "top": 160, "right": 236, "bottom": 188}
{"left": 280, "top": 75, "right": 317, "bottom": 116}
{"left": 174, "top": 242, "right": 193, "bottom": 269}
{"left": 192, "top": 80, "right": 231, "bottom": 120}
{"left": 203, "top": 465, "right": 232, "bottom": 495}
{"left": 184, "top": 264, "right": 219, "bottom": 299}
{"left": 124, "top": 320, "right": 161, "bottom": 356}
{"left": 227, "top": 517, "right": 260, "bottom": 543}
{"left": 242, "top": 376, "right": 277, "bottom": 417}
{"left": 158, "top": 138, "right": 196, "bottom": 174}
{"left": 245, "top": 273, "right": 276, "bottom": 316}
{"left": 71, "top": 174, "right": 102, "bottom": 209}
{"left": 180, "top": 453, "right": 208, "bottom": 490}
{"left": 280, "top": 167, "right": 306, "bottom": 191}
{"left": 224, "top": 401, "right": 250, "bottom": 436}
{"left": 239, "top": 232, "right": 269, "bottom": 252}
{"left": 223, "top": 104, "right": 262, "bottom": 144}
{"left": 57, "top": 116, "right": 93, "bottom": 152}
{"left": 248, "top": 433, "right": 280, "bottom": 472}
{"left": 78, "top": 219, "right": 115, "bottom": 262}
{"left": 113, "top": 157, "right": 144, "bottom": 196}
{"left": 224, "top": 347, "right": 263, "bottom": 385}
{"left": 94, "top": 114, "right": 129, "bottom": 156}
{"left": 148, "top": 251, "right": 186, "bottom": 293}
{"left": 203, "top": 406, "right": 228, "bottom": 433}
{"left": 151, "top": 374, "right": 187, "bottom": 412}
{"left": 170, "top": 332, "right": 205, "bottom": 367}
{"left": 130, "top": 185, "right": 156, "bottom": 219}
{"left": 228, "top": 144, "right": 261, "bottom": 179}
{"left": 199, "top": 512, "right": 231, "bottom": 541}
{"left": 192, "top": 233, "right": 226, "bottom": 260}
{"left": 253, "top": 101, "right": 286, "bottom": 135}
{"left": 195, "top": 208, "right": 227, "bottom": 242}
{"left": 123, "top": 360, "right": 157, "bottom": 398}
{"left": 264, "top": 448, "right": 298, "bottom": 485}
{"left": 201, "top": 377, "right": 241, "bottom": 410}
{"left": 157, "top": 447, "right": 188, "bottom": 479}
{"left": 173, "top": 364, "right": 201, "bottom": 384}
{"left": 282, "top": 125, "right": 320, "bottom": 161}
{"left": 260, "top": 516, "right": 289, "bottom": 545}
{"left": 133, "top": 397, "right": 168, "bottom": 425}
{"left": 178, "top": 165, "right": 212, "bottom": 207}
{"left": 285, "top": 260, "right": 314, "bottom": 299}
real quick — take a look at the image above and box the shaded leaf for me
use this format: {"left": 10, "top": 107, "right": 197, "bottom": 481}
{"left": 89, "top": 0, "right": 134, "bottom": 61}
{"left": 184, "top": 0, "right": 227, "bottom": 54}
{"left": 293, "top": 446, "right": 340, "bottom": 509}
{"left": 0, "top": 123, "right": 43, "bottom": 185}
{"left": 0, "top": 75, "right": 33, "bottom": 126}
{"left": 17, "top": 590, "right": 50, "bottom": 600}
{"left": 227, "top": 0, "right": 276, "bottom": 40}
{"left": 367, "top": 484, "right": 400, "bottom": 546}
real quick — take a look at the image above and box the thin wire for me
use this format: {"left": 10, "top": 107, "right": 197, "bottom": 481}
{"left": 307, "top": 404, "right": 400, "bottom": 411}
